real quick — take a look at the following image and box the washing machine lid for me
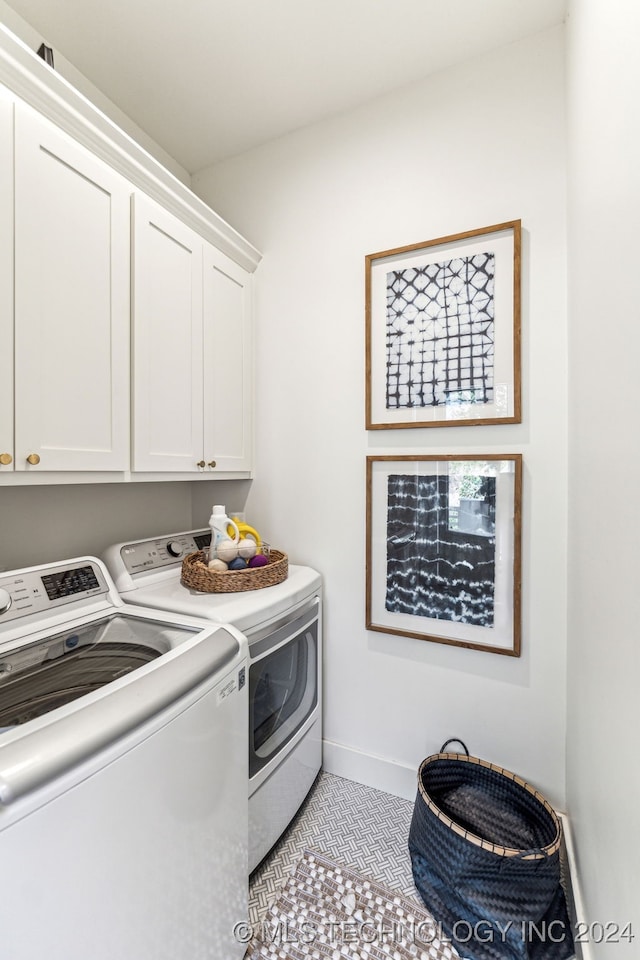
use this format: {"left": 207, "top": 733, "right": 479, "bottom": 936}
{"left": 120, "top": 564, "right": 321, "bottom": 635}
{"left": 0, "top": 557, "right": 247, "bottom": 803}
{"left": 0, "top": 612, "right": 197, "bottom": 727}
{"left": 0, "top": 614, "right": 245, "bottom": 804}
{"left": 102, "top": 530, "right": 322, "bottom": 634}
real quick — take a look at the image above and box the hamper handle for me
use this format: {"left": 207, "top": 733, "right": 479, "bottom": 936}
{"left": 511, "top": 847, "right": 550, "bottom": 862}
{"left": 498, "top": 847, "right": 550, "bottom": 872}
{"left": 439, "top": 738, "right": 470, "bottom": 755}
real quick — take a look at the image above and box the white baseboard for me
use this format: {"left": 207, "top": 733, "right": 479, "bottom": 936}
{"left": 558, "top": 812, "right": 594, "bottom": 960}
{"left": 322, "top": 738, "right": 418, "bottom": 801}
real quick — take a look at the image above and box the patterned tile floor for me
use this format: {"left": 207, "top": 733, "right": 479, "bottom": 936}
{"left": 248, "top": 770, "right": 418, "bottom": 925}
{"left": 248, "top": 770, "right": 578, "bottom": 960}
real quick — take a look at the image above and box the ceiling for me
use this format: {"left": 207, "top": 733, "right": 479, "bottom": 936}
{"left": 5, "top": 0, "right": 568, "bottom": 174}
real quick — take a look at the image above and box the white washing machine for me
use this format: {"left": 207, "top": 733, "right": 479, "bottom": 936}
{"left": 103, "top": 529, "right": 322, "bottom": 872}
{"left": 0, "top": 557, "right": 248, "bottom": 960}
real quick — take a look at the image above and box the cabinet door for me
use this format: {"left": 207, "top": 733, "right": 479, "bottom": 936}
{"left": 202, "top": 245, "right": 253, "bottom": 473}
{"left": 132, "top": 194, "right": 204, "bottom": 472}
{"left": 0, "top": 93, "right": 13, "bottom": 472}
{"left": 14, "top": 106, "right": 130, "bottom": 472}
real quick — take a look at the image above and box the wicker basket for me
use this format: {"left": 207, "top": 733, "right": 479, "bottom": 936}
{"left": 181, "top": 549, "right": 288, "bottom": 594}
{"left": 409, "top": 739, "right": 573, "bottom": 960}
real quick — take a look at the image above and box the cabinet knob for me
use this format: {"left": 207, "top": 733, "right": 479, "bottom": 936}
{"left": 26, "top": 453, "right": 41, "bottom": 465}
{"left": 0, "top": 453, "right": 12, "bottom": 466}
{"left": 196, "top": 460, "right": 206, "bottom": 468}
{"left": 207, "top": 460, "right": 217, "bottom": 468}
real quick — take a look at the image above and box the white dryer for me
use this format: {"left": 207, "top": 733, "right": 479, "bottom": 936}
{"left": 0, "top": 556, "right": 248, "bottom": 960}
{"left": 104, "top": 529, "right": 322, "bottom": 872}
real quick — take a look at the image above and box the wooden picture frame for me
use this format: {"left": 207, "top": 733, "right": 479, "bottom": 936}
{"left": 366, "top": 454, "right": 522, "bottom": 656}
{"left": 365, "top": 221, "right": 521, "bottom": 429}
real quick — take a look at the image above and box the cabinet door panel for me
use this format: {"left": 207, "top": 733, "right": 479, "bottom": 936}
{"left": 0, "top": 94, "right": 13, "bottom": 472}
{"left": 132, "top": 194, "right": 203, "bottom": 472}
{"left": 14, "top": 107, "right": 130, "bottom": 472}
{"left": 202, "top": 246, "right": 252, "bottom": 473}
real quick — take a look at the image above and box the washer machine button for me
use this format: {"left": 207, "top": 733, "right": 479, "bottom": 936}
{"left": 0, "top": 588, "right": 12, "bottom": 615}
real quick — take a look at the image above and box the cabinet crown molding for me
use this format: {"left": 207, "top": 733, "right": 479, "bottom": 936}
{"left": 0, "top": 23, "right": 261, "bottom": 273}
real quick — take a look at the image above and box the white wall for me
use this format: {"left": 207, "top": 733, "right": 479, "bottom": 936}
{"left": 0, "top": 0, "right": 190, "bottom": 185}
{"left": 565, "top": 0, "right": 640, "bottom": 951}
{"left": 0, "top": 483, "right": 193, "bottom": 571}
{"left": 0, "top": 479, "right": 255, "bottom": 572}
{"left": 193, "top": 28, "right": 569, "bottom": 805}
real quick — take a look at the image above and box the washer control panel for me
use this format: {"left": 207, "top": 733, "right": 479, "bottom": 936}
{"left": 120, "top": 531, "right": 211, "bottom": 576}
{"left": 0, "top": 562, "right": 109, "bottom": 623}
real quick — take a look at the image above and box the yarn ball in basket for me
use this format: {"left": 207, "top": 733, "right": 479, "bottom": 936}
{"left": 249, "top": 554, "right": 269, "bottom": 568}
{"left": 215, "top": 538, "right": 238, "bottom": 562}
{"left": 238, "top": 538, "right": 257, "bottom": 560}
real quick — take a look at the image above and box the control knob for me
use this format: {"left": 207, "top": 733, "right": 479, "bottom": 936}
{"left": 0, "top": 587, "right": 12, "bottom": 615}
{"left": 166, "top": 541, "right": 183, "bottom": 558}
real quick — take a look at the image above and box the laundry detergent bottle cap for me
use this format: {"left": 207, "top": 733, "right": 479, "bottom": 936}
{"left": 208, "top": 505, "right": 240, "bottom": 563}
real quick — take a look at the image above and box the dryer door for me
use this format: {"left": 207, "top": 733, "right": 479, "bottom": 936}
{"left": 249, "top": 601, "right": 319, "bottom": 778}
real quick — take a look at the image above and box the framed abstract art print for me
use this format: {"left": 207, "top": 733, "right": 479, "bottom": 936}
{"left": 365, "top": 221, "right": 521, "bottom": 429}
{"left": 366, "top": 454, "right": 522, "bottom": 656}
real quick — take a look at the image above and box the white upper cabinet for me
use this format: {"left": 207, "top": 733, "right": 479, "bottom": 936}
{"left": 132, "top": 193, "right": 253, "bottom": 475}
{"left": 0, "top": 94, "right": 13, "bottom": 472}
{"left": 13, "top": 105, "right": 130, "bottom": 472}
{"left": 202, "top": 245, "right": 253, "bottom": 474}
{"left": 0, "top": 27, "right": 260, "bottom": 484}
{"left": 132, "top": 193, "right": 204, "bottom": 472}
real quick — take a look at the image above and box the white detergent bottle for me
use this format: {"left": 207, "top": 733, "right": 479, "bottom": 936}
{"left": 208, "top": 504, "right": 240, "bottom": 563}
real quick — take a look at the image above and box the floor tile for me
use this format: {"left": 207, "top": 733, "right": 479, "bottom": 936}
{"left": 248, "top": 770, "right": 417, "bottom": 924}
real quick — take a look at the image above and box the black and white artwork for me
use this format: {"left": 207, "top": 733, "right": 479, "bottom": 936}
{"left": 385, "top": 473, "right": 496, "bottom": 625}
{"left": 385, "top": 253, "right": 495, "bottom": 409}
{"left": 366, "top": 455, "right": 522, "bottom": 656}
{"left": 366, "top": 221, "right": 521, "bottom": 429}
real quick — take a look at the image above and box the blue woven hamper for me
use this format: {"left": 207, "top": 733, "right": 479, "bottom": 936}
{"left": 408, "top": 741, "right": 574, "bottom": 960}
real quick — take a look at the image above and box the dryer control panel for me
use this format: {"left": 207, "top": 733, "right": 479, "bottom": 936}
{"left": 0, "top": 562, "right": 109, "bottom": 623}
{"left": 119, "top": 531, "right": 211, "bottom": 576}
